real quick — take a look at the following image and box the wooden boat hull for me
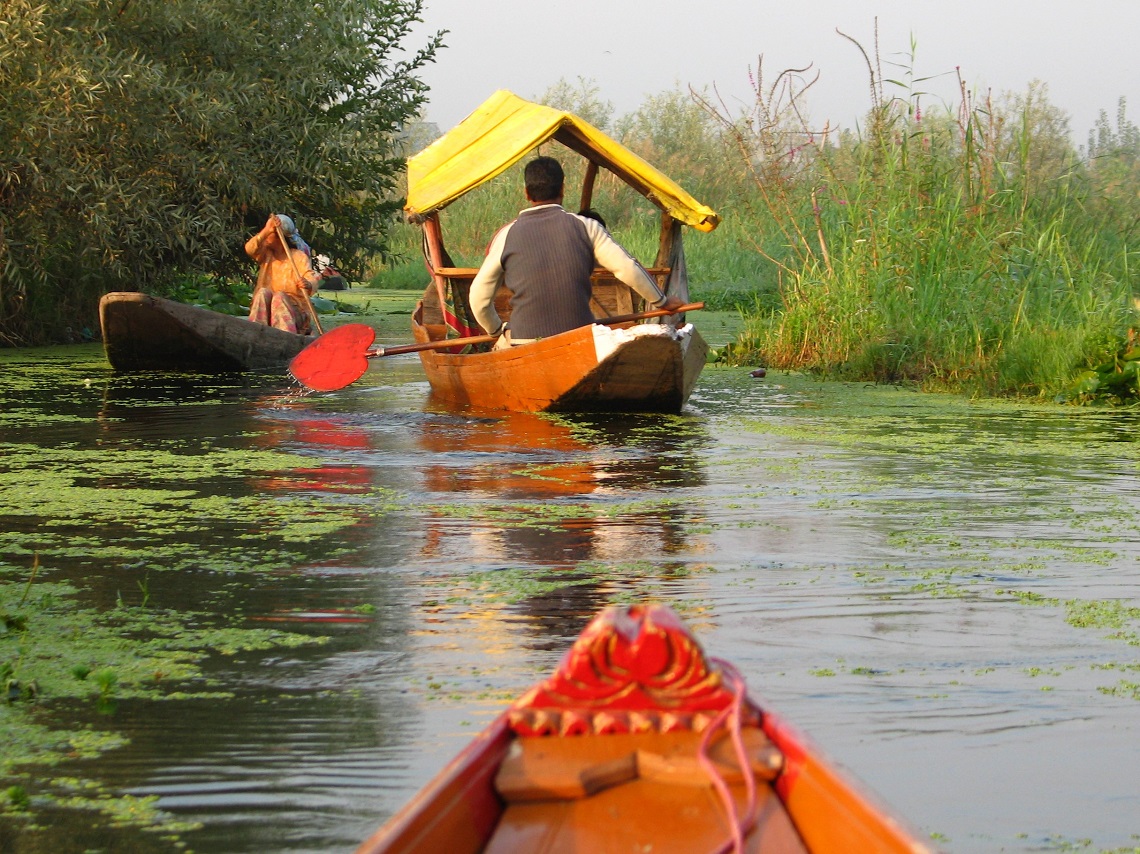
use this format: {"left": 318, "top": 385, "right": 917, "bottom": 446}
{"left": 99, "top": 292, "right": 312, "bottom": 372}
{"left": 412, "top": 303, "right": 707, "bottom": 413}
{"left": 357, "top": 606, "right": 931, "bottom": 854}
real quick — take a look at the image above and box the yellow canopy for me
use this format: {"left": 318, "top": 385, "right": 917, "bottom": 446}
{"left": 405, "top": 90, "right": 720, "bottom": 232}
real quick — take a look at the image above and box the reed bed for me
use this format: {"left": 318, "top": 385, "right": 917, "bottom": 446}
{"left": 713, "top": 68, "right": 1138, "bottom": 400}
{"left": 374, "top": 66, "right": 1138, "bottom": 400}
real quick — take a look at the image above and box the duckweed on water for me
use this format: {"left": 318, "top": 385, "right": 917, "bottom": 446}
{"left": 1066, "top": 599, "right": 1140, "bottom": 629}
{"left": 706, "top": 378, "right": 1140, "bottom": 710}
{"left": 0, "top": 567, "right": 326, "bottom": 837}
{"left": 1, "top": 571, "right": 326, "bottom": 715}
{"left": 0, "top": 440, "right": 400, "bottom": 571}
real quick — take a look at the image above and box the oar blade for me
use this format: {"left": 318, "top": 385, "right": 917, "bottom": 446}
{"left": 289, "top": 323, "right": 376, "bottom": 391}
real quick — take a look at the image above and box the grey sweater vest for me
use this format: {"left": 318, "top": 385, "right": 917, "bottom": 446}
{"left": 501, "top": 207, "right": 596, "bottom": 339}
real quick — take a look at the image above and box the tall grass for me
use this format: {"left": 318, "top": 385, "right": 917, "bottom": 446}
{"left": 374, "top": 58, "right": 1138, "bottom": 400}
{"left": 707, "top": 59, "right": 1138, "bottom": 399}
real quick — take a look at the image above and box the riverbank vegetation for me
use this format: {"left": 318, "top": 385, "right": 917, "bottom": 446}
{"left": 4, "top": 10, "right": 1138, "bottom": 402}
{"left": 0, "top": 0, "right": 441, "bottom": 346}
{"left": 705, "top": 59, "right": 1140, "bottom": 402}
{"left": 376, "top": 60, "right": 1138, "bottom": 402}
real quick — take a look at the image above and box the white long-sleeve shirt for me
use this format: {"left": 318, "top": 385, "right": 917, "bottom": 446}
{"left": 469, "top": 204, "right": 666, "bottom": 339}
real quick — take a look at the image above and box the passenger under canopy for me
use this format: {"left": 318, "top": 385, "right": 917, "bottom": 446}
{"left": 405, "top": 89, "right": 720, "bottom": 345}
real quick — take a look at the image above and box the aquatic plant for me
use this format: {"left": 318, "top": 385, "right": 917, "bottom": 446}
{"left": 3, "top": 786, "right": 29, "bottom": 812}
{"left": 699, "top": 40, "right": 1137, "bottom": 401}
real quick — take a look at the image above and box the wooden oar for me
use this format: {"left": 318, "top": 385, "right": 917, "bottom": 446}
{"left": 275, "top": 219, "right": 324, "bottom": 335}
{"left": 290, "top": 301, "right": 705, "bottom": 392}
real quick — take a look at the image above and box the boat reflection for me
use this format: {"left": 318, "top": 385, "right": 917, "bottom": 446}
{"left": 416, "top": 411, "right": 707, "bottom": 569}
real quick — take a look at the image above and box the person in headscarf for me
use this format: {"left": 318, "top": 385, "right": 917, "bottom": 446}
{"left": 245, "top": 214, "right": 319, "bottom": 334}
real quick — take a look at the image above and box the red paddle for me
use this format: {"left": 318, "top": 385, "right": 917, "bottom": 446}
{"left": 289, "top": 302, "right": 704, "bottom": 392}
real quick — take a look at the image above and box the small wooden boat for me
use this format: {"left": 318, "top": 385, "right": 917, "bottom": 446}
{"left": 358, "top": 605, "right": 932, "bottom": 854}
{"left": 403, "top": 90, "right": 720, "bottom": 413}
{"left": 411, "top": 299, "right": 707, "bottom": 412}
{"left": 99, "top": 292, "right": 312, "bottom": 372}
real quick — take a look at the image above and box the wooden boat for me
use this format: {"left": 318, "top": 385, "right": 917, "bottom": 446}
{"left": 357, "top": 604, "right": 933, "bottom": 854}
{"left": 403, "top": 90, "right": 720, "bottom": 413}
{"left": 99, "top": 291, "right": 313, "bottom": 372}
{"left": 411, "top": 298, "right": 707, "bottom": 412}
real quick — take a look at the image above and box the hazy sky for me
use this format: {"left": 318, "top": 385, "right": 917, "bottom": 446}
{"left": 407, "top": 0, "right": 1138, "bottom": 145}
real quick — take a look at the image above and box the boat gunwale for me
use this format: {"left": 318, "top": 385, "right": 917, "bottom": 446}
{"left": 99, "top": 291, "right": 314, "bottom": 373}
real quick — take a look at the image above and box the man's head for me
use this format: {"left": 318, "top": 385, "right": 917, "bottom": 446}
{"left": 524, "top": 156, "right": 564, "bottom": 204}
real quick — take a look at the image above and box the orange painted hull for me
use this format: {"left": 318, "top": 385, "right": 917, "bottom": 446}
{"left": 411, "top": 303, "right": 707, "bottom": 413}
{"left": 356, "top": 607, "right": 932, "bottom": 854}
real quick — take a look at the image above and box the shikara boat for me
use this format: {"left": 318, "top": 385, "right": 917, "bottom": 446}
{"left": 404, "top": 90, "right": 720, "bottom": 413}
{"left": 99, "top": 291, "right": 312, "bottom": 372}
{"left": 357, "top": 604, "right": 933, "bottom": 854}
{"left": 410, "top": 304, "right": 707, "bottom": 412}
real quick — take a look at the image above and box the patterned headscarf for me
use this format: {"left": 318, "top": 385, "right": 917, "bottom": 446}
{"left": 275, "top": 214, "right": 311, "bottom": 255}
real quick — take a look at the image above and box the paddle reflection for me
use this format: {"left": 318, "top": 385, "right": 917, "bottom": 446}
{"left": 250, "top": 413, "right": 375, "bottom": 495}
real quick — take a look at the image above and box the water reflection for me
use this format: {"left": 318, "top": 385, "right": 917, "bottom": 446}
{"left": 250, "top": 414, "right": 376, "bottom": 495}
{"left": 4, "top": 348, "right": 1140, "bottom": 853}
{"left": 415, "top": 411, "right": 707, "bottom": 569}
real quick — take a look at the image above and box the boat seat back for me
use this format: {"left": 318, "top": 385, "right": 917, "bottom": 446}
{"left": 420, "top": 267, "right": 671, "bottom": 332}
{"left": 487, "top": 730, "right": 805, "bottom": 854}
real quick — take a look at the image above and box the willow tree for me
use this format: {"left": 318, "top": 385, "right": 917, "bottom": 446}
{"left": 0, "top": 0, "right": 442, "bottom": 345}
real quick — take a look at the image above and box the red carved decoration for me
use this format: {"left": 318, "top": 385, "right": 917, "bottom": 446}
{"left": 509, "top": 605, "right": 756, "bottom": 736}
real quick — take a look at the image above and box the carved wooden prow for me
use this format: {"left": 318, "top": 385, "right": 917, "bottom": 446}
{"left": 508, "top": 604, "right": 759, "bottom": 737}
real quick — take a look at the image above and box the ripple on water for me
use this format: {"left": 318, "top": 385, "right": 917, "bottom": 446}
{"left": 4, "top": 356, "right": 1140, "bottom": 853}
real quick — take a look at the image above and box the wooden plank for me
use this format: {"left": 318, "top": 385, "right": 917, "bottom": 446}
{"left": 486, "top": 779, "right": 808, "bottom": 854}
{"left": 434, "top": 267, "right": 479, "bottom": 278}
{"left": 495, "top": 728, "right": 783, "bottom": 803}
{"left": 656, "top": 214, "right": 676, "bottom": 267}
{"left": 422, "top": 214, "right": 450, "bottom": 314}
{"left": 495, "top": 741, "right": 637, "bottom": 801}
{"left": 432, "top": 267, "right": 672, "bottom": 279}
{"left": 579, "top": 160, "right": 599, "bottom": 212}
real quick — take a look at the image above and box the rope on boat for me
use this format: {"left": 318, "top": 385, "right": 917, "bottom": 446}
{"left": 700, "top": 658, "right": 758, "bottom": 854}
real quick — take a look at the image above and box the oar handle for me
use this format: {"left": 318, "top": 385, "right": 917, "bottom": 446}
{"left": 368, "top": 334, "right": 500, "bottom": 358}
{"left": 364, "top": 301, "right": 704, "bottom": 358}
{"left": 598, "top": 301, "right": 704, "bottom": 326}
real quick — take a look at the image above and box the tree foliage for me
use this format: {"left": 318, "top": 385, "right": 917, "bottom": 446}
{"left": 538, "top": 77, "right": 615, "bottom": 131}
{"left": 1086, "top": 98, "right": 1140, "bottom": 246}
{"left": 0, "top": 0, "right": 442, "bottom": 344}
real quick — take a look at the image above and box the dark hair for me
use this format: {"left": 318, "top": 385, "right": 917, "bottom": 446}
{"left": 577, "top": 208, "right": 607, "bottom": 229}
{"left": 524, "top": 156, "right": 564, "bottom": 202}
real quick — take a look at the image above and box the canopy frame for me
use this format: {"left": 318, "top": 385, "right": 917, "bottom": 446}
{"left": 404, "top": 90, "right": 720, "bottom": 233}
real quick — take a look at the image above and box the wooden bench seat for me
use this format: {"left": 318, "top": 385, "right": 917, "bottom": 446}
{"left": 485, "top": 729, "right": 807, "bottom": 854}
{"left": 433, "top": 267, "right": 671, "bottom": 280}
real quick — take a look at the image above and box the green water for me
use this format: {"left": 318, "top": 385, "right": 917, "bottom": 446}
{"left": 1, "top": 339, "right": 1139, "bottom": 853}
